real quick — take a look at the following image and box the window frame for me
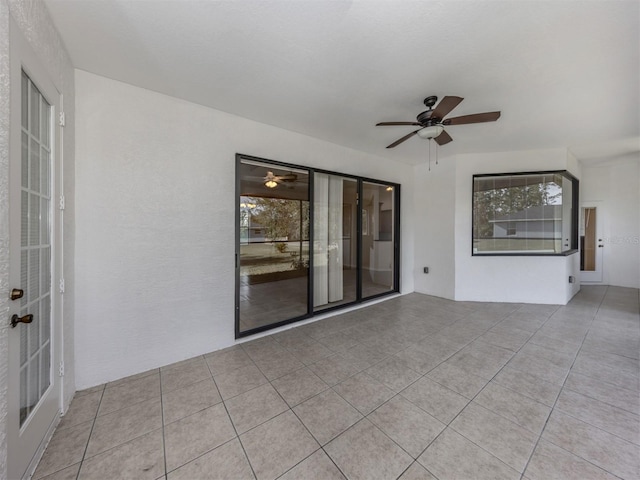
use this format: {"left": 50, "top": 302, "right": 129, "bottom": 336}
{"left": 471, "top": 170, "right": 579, "bottom": 257}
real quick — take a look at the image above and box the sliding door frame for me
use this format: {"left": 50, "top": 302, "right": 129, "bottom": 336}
{"left": 235, "top": 154, "right": 400, "bottom": 338}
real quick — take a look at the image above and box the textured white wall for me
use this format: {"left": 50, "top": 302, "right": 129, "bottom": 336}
{"left": 410, "top": 149, "right": 582, "bottom": 305}
{"left": 74, "top": 70, "right": 415, "bottom": 389}
{"left": 0, "top": 0, "right": 75, "bottom": 476}
{"left": 412, "top": 158, "right": 456, "bottom": 299}
{"left": 581, "top": 155, "right": 640, "bottom": 289}
{"left": 453, "top": 149, "right": 580, "bottom": 304}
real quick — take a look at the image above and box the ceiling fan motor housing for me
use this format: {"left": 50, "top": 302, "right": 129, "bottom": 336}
{"left": 417, "top": 110, "right": 438, "bottom": 125}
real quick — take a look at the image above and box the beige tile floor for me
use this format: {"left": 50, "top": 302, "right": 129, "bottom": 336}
{"left": 33, "top": 285, "right": 639, "bottom": 480}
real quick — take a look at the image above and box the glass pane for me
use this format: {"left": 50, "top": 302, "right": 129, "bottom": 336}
{"left": 29, "top": 302, "right": 40, "bottom": 358}
{"left": 21, "top": 191, "right": 28, "bottom": 247}
{"left": 29, "top": 192, "right": 40, "bottom": 246}
{"left": 20, "top": 367, "right": 28, "bottom": 425}
{"left": 20, "top": 319, "right": 28, "bottom": 367}
{"left": 41, "top": 198, "right": 50, "bottom": 244}
{"left": 30, "top": 81, "right": 40, "bottom": 140}
{"left": 41, "top": 96, "right": 50, "bottom": 147}
{"left": 581, "top": 207, "right": 597, "bottom": 271}
{"left": 314, "top": 174, "right": 358, "bottom": 311}
{"left": 238, "top": 159, "right": 310, "bottom": 334}
{"left": 40, "top": 295, "right": 51, "bottom": 345}
{"left": 21, "top": 72, "right": 28, "bottom": 129}
{"left": 22, "top": 131, "right": 29, "bottom": 188}
{"left": 362, "top": 182, "right": 395, "bottom": 298}
{"left": 41, "top": 246, "right": 51, "bottom": 294}
{"left": 561, "top": 177, "right": 573, "bottom": 252}
{"left": 40, "top": 342, "right": 50, "bottom": 397}
{"left": 472, "top": 173, "right": 575, "bottom": 254}
{"left": 29, "top": 249, "right": 40, "bottom": 302}
{"left": 20, "top": 250, "right": 27, "bottom": 308}
{"left": 30, "top": 138, "right": 40, "bottom": 194}
{"left": 41, "top": 147, "right": 50, "bottom": 197}
{"left": 28, "top": 357, "right": 40, "bottom": 415}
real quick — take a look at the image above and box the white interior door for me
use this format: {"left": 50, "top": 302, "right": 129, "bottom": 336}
{"left": 580, "top": 202, "right": 604, "bottom": 283}
{"left": 7, "top": 20, "right": 62, "bottom": 480}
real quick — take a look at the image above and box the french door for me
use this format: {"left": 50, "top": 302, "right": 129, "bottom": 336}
{"left": 7, "top": 22, "right": 62, "bottom": 479}
{"left": 236, "top": 155, "right": 399, "bottom": 337}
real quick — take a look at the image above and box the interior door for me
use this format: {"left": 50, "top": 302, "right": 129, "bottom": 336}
{"left": 7, "top": 22, "right": 62, "bottom": 480}
{"left": 580, "top": 203, "right": 603, "bottom": 282}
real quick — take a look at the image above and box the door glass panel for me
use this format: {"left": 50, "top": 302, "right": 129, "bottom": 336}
{"left": 580, "top": 207, "right": 597, "bottom": 271}
{"left": 362, "top": 182, "right": 396, "bottom": 298}
{"left": 238, "top": 159, "right": 310, "bottom": 334}
{"left": 313, "top": 174, "right": 357, "bottom": 311}
{"left": 19, "top": 72, "right": 52, "bottom": 426}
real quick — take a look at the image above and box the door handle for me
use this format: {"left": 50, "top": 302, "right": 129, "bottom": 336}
{"left": 10, "top": 314, "right": 33, "bottom": 328}
{"left": 10, "top": 288, "right": 23, "bottom": 301}
{"left": 598, "top": 245, "right": 604, "bottom": 248}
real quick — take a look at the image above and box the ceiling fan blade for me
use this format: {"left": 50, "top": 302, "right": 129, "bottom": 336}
{"left": 434, "top": 130, "right": 453, "bottom": 146}
{"left": 386, "top": 130, "right": 419, "bottom": 148}
{"left": 376, "top": 121, "right": 422, "bottom": 126}
{"left": 432, "top": 96, "right": 463, "bottom": 119}
{"left": 443, "top": 111, "right": 501, "bottom": 125}
{"left": 277, "top": 174, "right": 297, "bottom": 181}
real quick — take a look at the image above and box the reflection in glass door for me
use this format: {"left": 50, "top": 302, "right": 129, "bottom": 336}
{"left": 362, "top": 181, "right": 396, "bottom": 298}
{"left": 237, "top": 159, "right": 310, "bottom": 335}
{"left": 313, "top": 174, "right": 357, "bottom": 311}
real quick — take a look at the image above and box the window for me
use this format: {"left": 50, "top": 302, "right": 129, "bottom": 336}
{"left": 472, "top": 171, "right": 578, "bottom": 255}
{"left": 236, "top": 154, "right": 400, "bottom": 337}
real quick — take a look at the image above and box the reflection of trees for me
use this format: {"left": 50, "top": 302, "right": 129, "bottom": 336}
{"left": 474, "top": 177, "right": 561, "bottom": 238}
{"left": 245, "top": 197, "right": 309, "bottom": 242}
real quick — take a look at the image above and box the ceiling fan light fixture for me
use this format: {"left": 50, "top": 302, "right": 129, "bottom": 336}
{"left": 417, "top": 125, "right": 444, "bottom": 140}
{"left": 264, "top": 179, "right": 278, "bottom": 188}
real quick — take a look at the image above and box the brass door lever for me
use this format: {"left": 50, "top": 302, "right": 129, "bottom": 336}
{"left": 10, "top": 314, "right": 33, "bottom": 328}
{"left": 10, "top": 288, "right": 24, "bottom": 301}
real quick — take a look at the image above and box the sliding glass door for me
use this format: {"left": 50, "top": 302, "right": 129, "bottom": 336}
{"left": 236, "top": 155, "right": 399, "bottom": 337}
{"left": 237, "top": 159, "right": 310, "bottom": 335}
{"left": 313, "top": 174, "right": 358, "bottom": 311}
{"left": 362, "top": 181, "right": 397, "bottom": 298}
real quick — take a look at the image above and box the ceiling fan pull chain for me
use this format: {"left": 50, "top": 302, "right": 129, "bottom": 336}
{"left": 428, "top": 140, "right": 431, "bottom": 171}
{"left": 436, "top": 141, "right": 438, "bottom": 165}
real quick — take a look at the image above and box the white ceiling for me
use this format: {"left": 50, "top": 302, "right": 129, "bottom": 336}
{"left": 43, "top": 0, "right": 639, "bottom": 165}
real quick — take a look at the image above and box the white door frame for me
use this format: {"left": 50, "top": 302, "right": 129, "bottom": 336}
{"left": 7, "top": 17, "right": 64, "bottom": 480}
{"left": 580, "top": 201, "right": 604, "bottom": 283}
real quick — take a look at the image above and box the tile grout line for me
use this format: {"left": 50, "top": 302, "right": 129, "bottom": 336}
{"left": 406, "top": 302, "right": 567, "bottom": 478}
{"left": 158, "top": 368, "right": 168, "bottom": 479}
{"left": 242, "top": 344, "right": 345, "bottom": 479}
{"left": 205, "top": 353, "right": 260, "bottom": 480}
{"left": 74, "top": 383, "right": 106, "bottom": 480}
{"left": 275, "top": 303, "right": 518, "bottom": 474}
{"left": 296, "top": 305, "right": 517, "bottom": 476}
{"left": 51, "top": 289, "right": 636, "bottom": 480}
{"left": 518, "top": 286, "right": 610, "bottom": 479}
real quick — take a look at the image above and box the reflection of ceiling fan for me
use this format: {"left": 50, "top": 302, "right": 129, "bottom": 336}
{"left": 376, "top": 95, "right": 501, "bottom": 148}
{"left": 263, "top": 171, "right": 298, "bottom": 188}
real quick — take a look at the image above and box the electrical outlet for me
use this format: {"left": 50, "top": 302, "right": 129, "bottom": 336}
{"left": 423, "top": 267, "right": 429, "bottom": 274}
{"left": 568, "top": 276, "right": 575, "bottom": 283}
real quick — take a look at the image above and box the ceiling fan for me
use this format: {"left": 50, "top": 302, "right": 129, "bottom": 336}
{"left": 376, "top": 95, "right": 501, "bottom": 148}
{"left": 263, "top": 171, "right": 298, "bottom": 188}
